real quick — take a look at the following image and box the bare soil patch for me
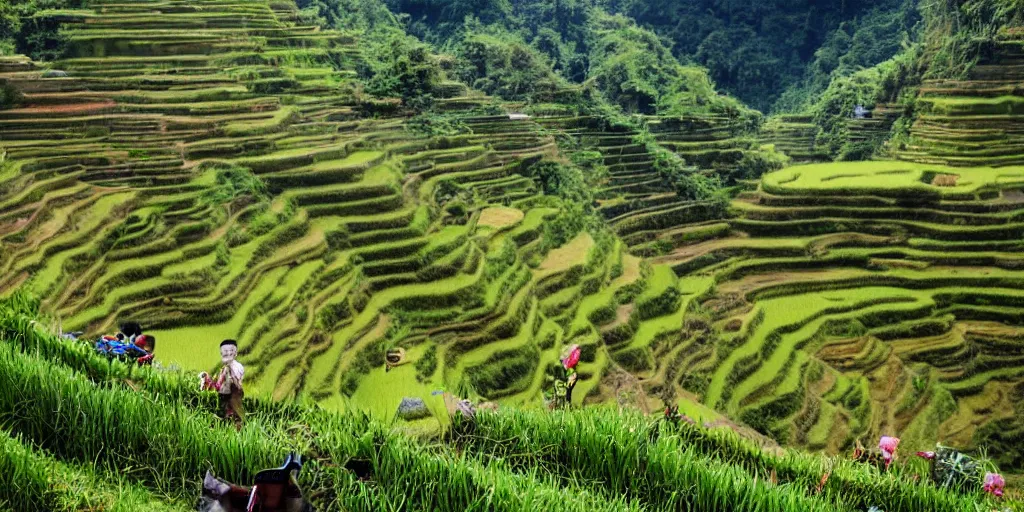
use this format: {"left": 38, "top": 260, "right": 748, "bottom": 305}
{"left": 8, "top": 100, "right": 116, "bottom": 115}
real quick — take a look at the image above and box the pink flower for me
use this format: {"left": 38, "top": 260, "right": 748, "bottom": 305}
{"left": 983, "top": 472, "right": 1005, "bottom": 498}
{"left": 562, "top": 344, "right": 581, "bottom": 370}
{"left": 915, "top": 451, "right": 936, "bottom": 460}
{"left": 879, "top": 436, "right": 900, "bottom": 467}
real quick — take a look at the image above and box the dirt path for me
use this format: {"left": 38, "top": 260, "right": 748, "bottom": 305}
{"left": 8, "top": 100, "right": 116, "bottom": 115}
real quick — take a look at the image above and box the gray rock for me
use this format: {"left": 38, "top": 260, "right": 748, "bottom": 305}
{"left": 42, "top": 69, "right": 68, "bottom": 78}
{"left": 455, "top": 399, "right": 475, "bottom": 420}
{"left": 396, "top": 397, "right": 429, "bottom": 420}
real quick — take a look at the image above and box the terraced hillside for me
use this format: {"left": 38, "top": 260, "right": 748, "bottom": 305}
{"left": 900, "top": 27, "right": 1024, "bottom": 166}
{"left": 760, "top": 115, "right": 830, "bottom": 164}
{"left": 534, "top": 113, "right": 750, "bottom": 255}
{"left": 646, "top": 160, "right": 1024, "bottom": 476}
{"left": 0, "top": 0, "right": 751, "bottom": 418}
{"left": 3, "top": 0, "right": 1024, "bottom": 485}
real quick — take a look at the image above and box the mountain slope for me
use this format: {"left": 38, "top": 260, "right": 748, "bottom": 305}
{"left": 1, "top": 0, "right": 1024, "bottom": 493}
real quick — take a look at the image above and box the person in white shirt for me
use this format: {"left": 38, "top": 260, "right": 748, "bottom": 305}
{"left": 200, "top": 339, "right": 246, "bottom": 428}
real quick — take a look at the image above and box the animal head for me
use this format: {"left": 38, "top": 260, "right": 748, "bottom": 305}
{"left": 203, "top": 471, "right": 231, "bottom": 498}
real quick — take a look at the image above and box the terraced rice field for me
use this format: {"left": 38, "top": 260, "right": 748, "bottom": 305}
{"left": 659, "top": 156, "right": 1024, "bottom": 474}
{"left": 760, "top": 114, "right": 830, "bottom": 163}
{"left": 0, "top": 0, "right": 760, "bottom": 420}
{"left": 899, "top": 28, "right": 1024, "bottom": 166}
{"left": 2, "top": 0, "right": 1024, "bottom": 483}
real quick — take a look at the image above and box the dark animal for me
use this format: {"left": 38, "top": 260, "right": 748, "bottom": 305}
{"left": 120, "top": 321, "right": 143, "bottom": 338}
{"left": 197, "top": 454, "right": 313, "bottom": 512}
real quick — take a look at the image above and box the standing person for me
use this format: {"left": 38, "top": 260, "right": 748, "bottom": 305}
{"left": 562, "top": 344, "right": 580, "bottom": 405}
{"left": 201, "top": 339, "right": 245, "bottom": 429}
{"left": 550, "top": 344, "right": 580, "bottom": 409}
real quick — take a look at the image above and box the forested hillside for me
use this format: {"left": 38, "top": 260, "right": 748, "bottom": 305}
{"left": 609, "top": 0, "right": 920, "bottom": 112}
{"left": 375, "top": 0, "right": 919, "bottom": 113}
{"left": 374, "top": 0, "right": 753, "bottom": 118}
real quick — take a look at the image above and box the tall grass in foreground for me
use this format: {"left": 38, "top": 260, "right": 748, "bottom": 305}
{"left": 0, "top": 292, "right": 1018, "bottom": 511}
{"left": 460, "top": 407, "right": 1004, "bottom": 512}
{"left": 0, "top": 331, "right": 644, "bottom": 512}
{"left": 0, "top": 430, "right": 190, "bottom": 511}
{"left": 0, "top": 339, "right": 288, "bottom": 498}
{"left": 446, "top": 409, "right": 844, "bottom": 511}
{"left": 0, "top": 291, "right": 311, "bottom": 424}
{"left": 309, "top": 412, "right": 646, "bottom": 512}
{"left": 0, "top": 302, "right": 641, "bottom": 511}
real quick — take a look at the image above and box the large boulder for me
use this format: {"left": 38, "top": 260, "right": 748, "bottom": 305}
{"left": 396, "top": 397, "right": 430, "bottom": 420}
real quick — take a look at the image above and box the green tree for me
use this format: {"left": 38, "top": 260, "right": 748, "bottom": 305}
{"left": 359, "top": 28, "right": 442, "bottom": 107}
{"left": 453, "top": 24, "right": 566, "bottom": 101}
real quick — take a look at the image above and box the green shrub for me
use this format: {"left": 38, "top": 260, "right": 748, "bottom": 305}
{"left": 415, "top": 343, "right": 438, "bottom": 382}
{"left": 524, "top": 160, "right": 593, "bottom": 206}
{"left": 0, "top": 80, "right": 21, "bottom": 109}
{"left": 466, "top": 346, "right": 539, "bottom": 398}
{"left": 407, "top": 113, "right": 469, "bottom": 137}
{"left": 317, "top": 300, "right": 352, "bottom": 330}
{"left": 734, "top": 147, "right": 789, "bottom": 181}
{"left": 454, "top": 23, "right": 568, "bottom": 102}
{"left": 612, "top": 346, "right": 653, "bottom": 372}
{"left": 358, "top": 27, "right": 441, "bottom": 108}
{"left": 636, "top": 286, "right": 680, "bottom": 320}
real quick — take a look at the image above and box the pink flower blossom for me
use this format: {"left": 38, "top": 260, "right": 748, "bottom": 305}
{"left": 879, "top": 436, "right": 900, "bottom": 467}
{"left": 562, "top": 344, "right": 581, "bottom": 370}
{"left": 983, "top": 472, "right": 1005, "bottom": 498}
{"left": 915, "top": 451, "right": 936, "bottom": 460}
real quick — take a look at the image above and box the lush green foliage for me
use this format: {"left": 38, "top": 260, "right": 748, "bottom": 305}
{"left": 385, "top": 0, "right": 920, "bottom": 112}
{"left": 0, "top": 0, "right": 81, "bottom": 60}
{"left": 453, "top": 23, "right": 568, "bottom": 102}
{"left": 200, "top": 165, "right": 270, "bottom": 206}
{"left": 382, "top": 0, "right": 752, "bottom": 117}
{"left": 586, "top": 11, "right": 749, "bottom": 117}
{"left": 295, "top": 0, "right": 399, "bottom": 32}
{"left": 774, "top": 0, "right": 1022, "bottom": 159}
{"left": 774, "top": 0, "right": 921, "bottom": 113}
{"left": 606, "top": 0, "right": 913, "bottom": 112}
{"left": 524, "top": 158, "right": 606, "bottom": 253}
{"left": 294, "top": 0, "right": 445, "bottom": 106}
{"left": 920, "top": 0, "right": 1024, "bottom": 78}
{"left": 809, "top": 46, "right": 924, "bottom": 156}
{"left": 526, "top": 160, "right": 593, "bottom": 205}
{"left": 629, "top": 130, "right": 719, "bottom": 202}
{"left": 359, "top": 28, "right": 443, "bottom": 107}
{"left": 734, "top": 147, "right": 790, "bottom": 181}
{"left": 406, "top": 111, "right": 470, "bottom": 136}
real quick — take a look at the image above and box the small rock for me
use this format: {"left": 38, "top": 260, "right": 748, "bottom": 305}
{"left": 455, "top": 399, "right": 475, "bottom": 420}
{"left": 396, "top": 397, "right": 430, "bottom": 420}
